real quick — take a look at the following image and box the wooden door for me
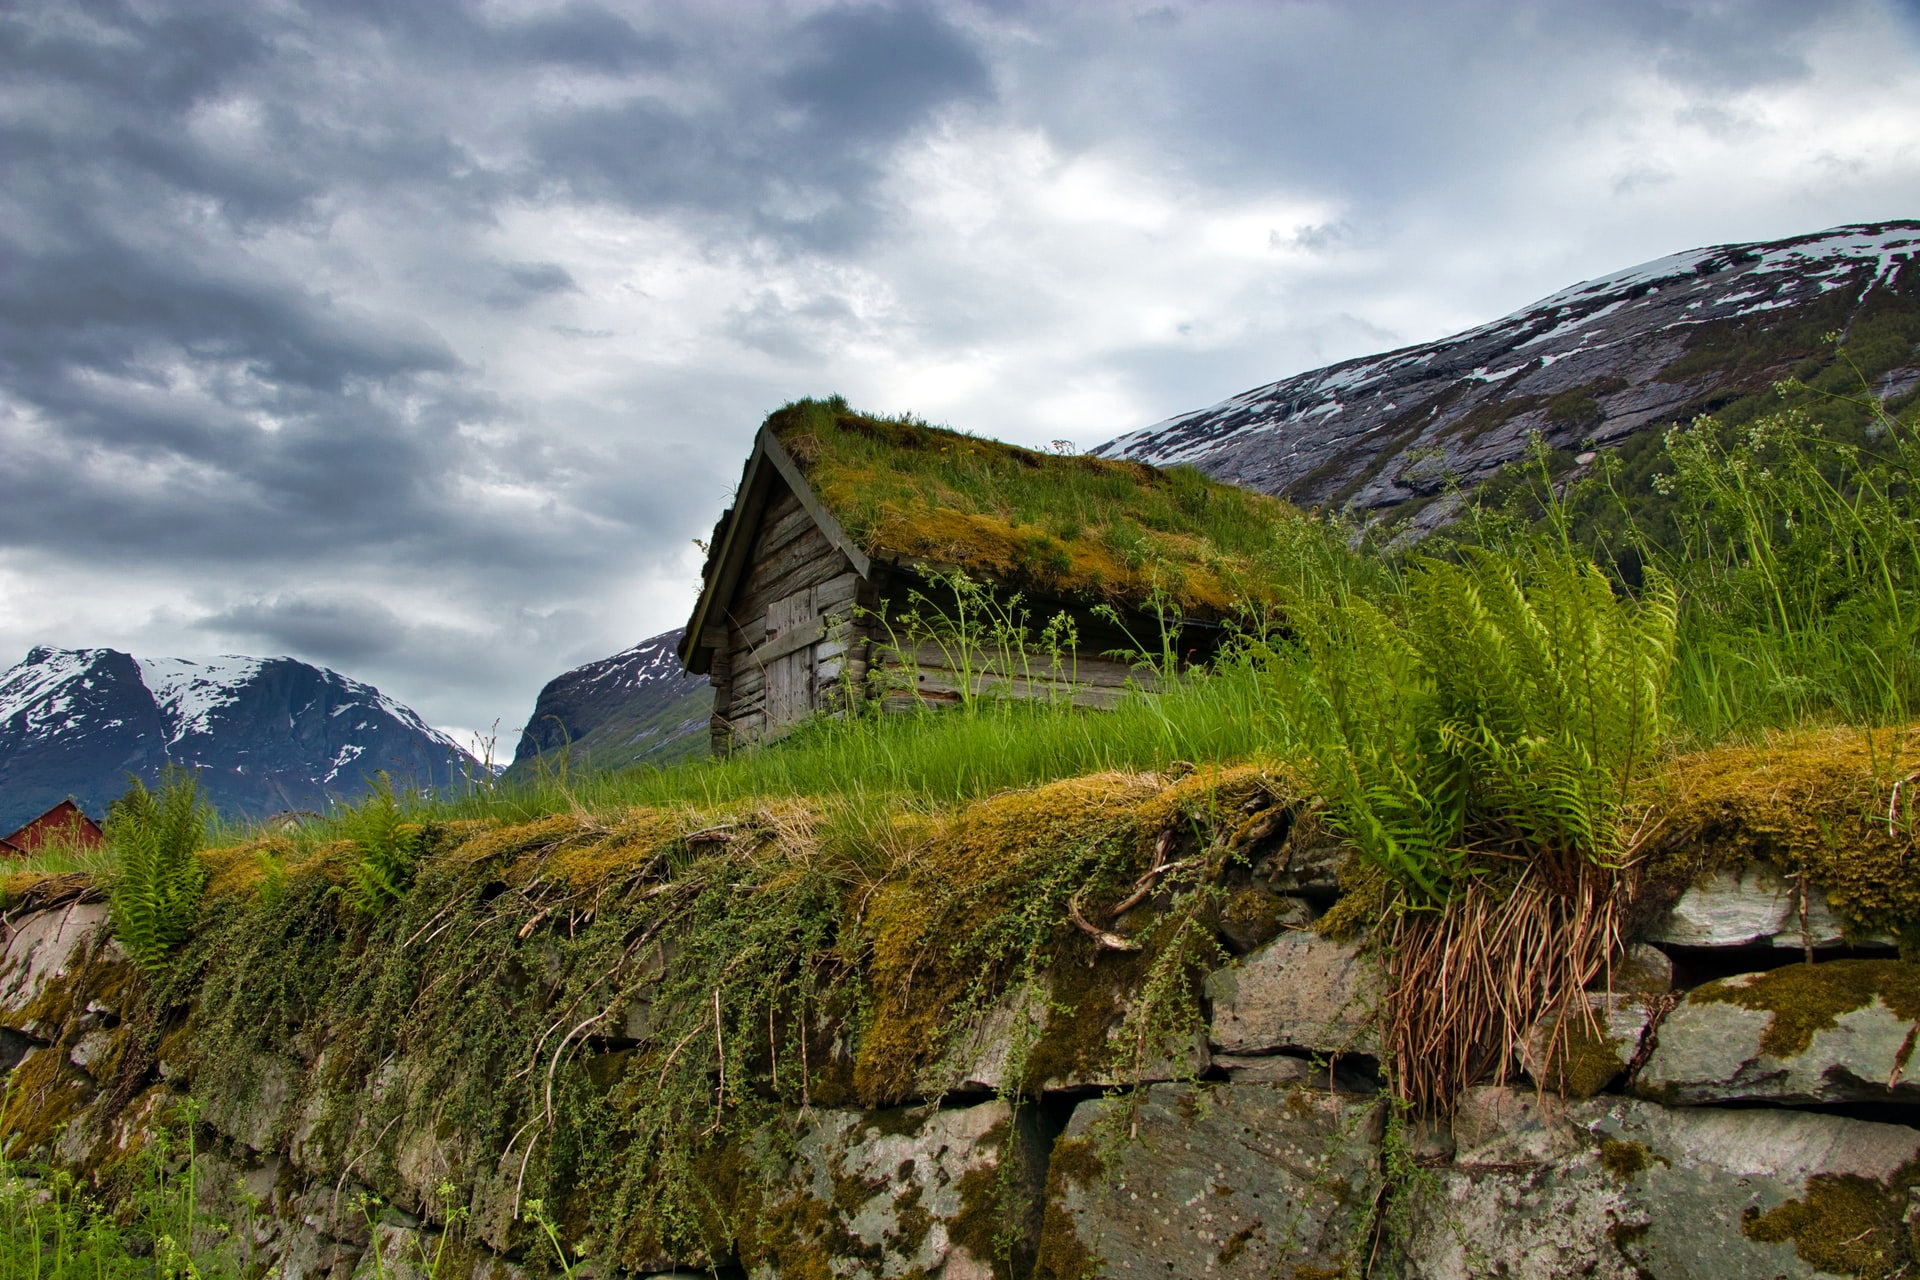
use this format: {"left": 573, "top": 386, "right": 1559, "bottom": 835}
{"left": 765, "top": 590, "right": 817, "bottom": 730}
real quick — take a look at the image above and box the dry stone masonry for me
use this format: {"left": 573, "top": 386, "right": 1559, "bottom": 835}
{"left": 2, "top": 857, "right": 1917, "bottom": 1280}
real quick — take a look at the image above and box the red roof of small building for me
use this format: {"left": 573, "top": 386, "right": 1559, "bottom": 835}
{"left": 1, "top": 800, "right": 106, "bottom": 856}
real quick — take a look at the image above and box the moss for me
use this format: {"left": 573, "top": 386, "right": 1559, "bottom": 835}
{"left": 1542, "top": 1016, "right": 1630, "bottom": 1099}
{"left": 1692, "top": 960, "right": 1920, "bottom": 1058}
{"left": 1030, "top": 1136, "right": 1105, "bottom": 1280}
{"left": 0, "top": 1045, "right": 96, "bottom": 1158}
{"left": 856, "top": 771, "right": 1163, "bottom": 1103}
{"left": 1291, "top": 1265, "right": 1349, "bottom": 1280}
{"left": 950, "top": 1160, "right": 1012, "bottom": 1279}
{"left": 1, "top": 870, "right": 97, "bottom": 909}
{"left": 1597, "top": 1138, "right": 1666, "bottom": 1181}
{"left": 764, "top": 398, "right": 1314, "bottom": 620}
{"left": 0, "top": 961, "right": 83, "bottom": 1037}
{"left": 1216, "top": 1221, "right": 1260, "bottom": 1265}
{"left": 1315, "top": 854, "right": 1388, "bottom": 942}
{"left": 1742, "top": 1159, "right": 1920, "bottom": 1279}
{"left": 1641, "top": 723, "right": 1920, "bottom": 941}
{"left": 440, "top": 813, "right": 589, "bottom": 871}
{"left": 886, "top": 1182, "right": 934, "bottom": 1258}
{"left": 540, "top": 807, "right": 696, "bottom": 890}
{"left": 1022, "top": 945, "right": 1152, "bottom": 1091}
{"left": 1218, "top": 886, "right": 1293, "bottom": 952}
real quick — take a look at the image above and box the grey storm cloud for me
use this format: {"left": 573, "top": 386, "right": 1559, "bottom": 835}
{"left": 2, "top": 0, "right": 1916, "bottom": 734}
{"left": 531, "top": 4, "right": 992, "bottom": 249}
{"left": 197, "top": 593, "right": 409, "bottom": 669}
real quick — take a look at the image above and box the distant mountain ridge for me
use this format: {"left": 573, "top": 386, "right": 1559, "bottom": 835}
{"left": 1097, "top": 222, "right": 1920, "bottom": 526}
{"left": 506, "top": 629, "right": 711, "bottom": 781}
{"left": 0, "top": 646, "right": 474, "bottom": 829}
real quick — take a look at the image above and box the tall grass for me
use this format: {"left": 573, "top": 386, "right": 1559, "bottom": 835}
{"left": 1649, "top": 404, "right": 1920, "bottom": 739}
{"left": 0, "top": 1106, "right": 235, "bottom": 1280}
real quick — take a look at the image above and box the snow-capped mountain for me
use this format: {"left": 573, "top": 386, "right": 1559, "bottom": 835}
{"left": 505, "top": 628, "right": 710, "bottom": 780}
{"left": 1097, "top": 222, "right": 1920, "bottom": 525}
{"left": 0, "top": 646, "right": 476, "bottom": 829}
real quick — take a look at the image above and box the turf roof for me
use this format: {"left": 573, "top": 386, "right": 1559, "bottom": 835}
{"left": 762, "top": 397, "right": 1306, "bottom": 619}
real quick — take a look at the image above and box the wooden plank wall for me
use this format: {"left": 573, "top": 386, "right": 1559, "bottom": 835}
{"left": 705, "top": 486, "right": 1198, "bottom": 752}
{"left": 861, "top": 573, "right": 1164, "bottom": 713}
{"left": 710, "top": 484, "right": 867, "bottom": 753}
{"left": 867, "top": 639, "right": 1155, "bottom": 712}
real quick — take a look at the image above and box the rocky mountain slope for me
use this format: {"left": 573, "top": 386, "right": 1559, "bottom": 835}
{"left": 0, "top": 646, "right": 474, "bottom": 829}
{"left": 506, "top": 628, "right": 711, "bottom": 780}
{"left": 1098, "top": 221, "right": 1920, "bottom": 525}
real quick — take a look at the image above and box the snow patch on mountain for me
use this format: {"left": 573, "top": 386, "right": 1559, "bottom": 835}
{"left": 0, "top": 647, "right": 108, "bottom": 741}
{"left": 1094, "top": 221, "right": 1920, "bottom": 518}
{"left": 137, "top": 655, "right": 265, "bottom": 743}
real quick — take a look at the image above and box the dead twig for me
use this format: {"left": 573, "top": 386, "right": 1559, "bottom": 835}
{"left": 516, "top": 907, "right": 550, "bottom": 941}
{"left": 1888, "top": 770, "right": 1920, "bottom": 837}
{"left": 1106, "top": 856, "right": 1200, "bottom": 918}
{"left": 1067, "top": 891, "right": 1139, "bottom": 952}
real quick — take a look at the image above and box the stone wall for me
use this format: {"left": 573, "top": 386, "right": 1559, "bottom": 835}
{"left": 2, "top": 860, "right": 1916, "bottom": 1280}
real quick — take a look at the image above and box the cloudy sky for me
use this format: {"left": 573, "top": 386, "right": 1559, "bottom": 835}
{"left": 5, "top": 0, "right": 1920, "bottom": 748}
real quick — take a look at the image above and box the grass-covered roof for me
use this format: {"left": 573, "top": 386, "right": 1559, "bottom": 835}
{"left": 763, "top": 397, "right": 1307, "bottom": 618}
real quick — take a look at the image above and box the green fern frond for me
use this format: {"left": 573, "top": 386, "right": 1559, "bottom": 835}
{"left": 106, "top": 768, "right": 210, "bottom": 973}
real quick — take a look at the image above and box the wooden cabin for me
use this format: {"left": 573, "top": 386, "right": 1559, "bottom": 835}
{"left": 679, "top": 399, "right": 1299, "bottom": 754}
{"left": 1, "top": 800, "right": 106, "bottom": 857}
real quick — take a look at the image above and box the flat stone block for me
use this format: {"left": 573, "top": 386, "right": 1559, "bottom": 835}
{"left": 1035, "top": 1083, "right": 1382, "bottom": 1278}
{"left": 1636, "top": 959, "right": 1920, "bottom": 1106}
{"left": 1205, "top": 930, "right": 1380, "bottom": 1056}
{"left": 1400, "top": 1086, "right": 1920, "bottom": 1280}
{"left": 1647, "top": 865, "right": 1892, "bottom": 950}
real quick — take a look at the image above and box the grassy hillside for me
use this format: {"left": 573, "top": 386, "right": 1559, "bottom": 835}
{"left": 501, "top": 632, "right": 712, "bottom": 785}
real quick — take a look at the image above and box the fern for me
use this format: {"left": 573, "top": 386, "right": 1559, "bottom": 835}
{"left": 1269, "top": 543, "right": 1675, "bottom": 903}
{"left": 106, "top": 769, "right": 210, "bottom": 973}
{"left": 337, "top": 773, "right": 422, "bottom": 915}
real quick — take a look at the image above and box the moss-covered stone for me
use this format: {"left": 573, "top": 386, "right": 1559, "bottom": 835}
{"left": 1692, "top": 960, "right": 1920, "bottom": 1059}
{"left": 1638, "top": 960, "right": 1920, "bottom": 1108}
{"left": 1522, "top": 993, "right": 1652, "bottom": 1099}
{"left": 1641, "top": 724, "right": 1920, "bottom": 943}
{"left": 1597, "top": 1137, "right": 1666, "bottom": 1181}
{"left": 1743, "top": 1160, "right": 1920, "bottom": 1280}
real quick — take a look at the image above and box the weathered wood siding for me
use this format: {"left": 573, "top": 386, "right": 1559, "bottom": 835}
{"left": 711, "top": 484, "right": 868, "bottom": 752}
{"left": 866, "top": 639, "right": 1155, "bottom": 711}
{"left": 858, "top": 571, "right": 1165, "bottom": 713}
{"left": 704, "top": 486, "right": 1197, "bottom": 753}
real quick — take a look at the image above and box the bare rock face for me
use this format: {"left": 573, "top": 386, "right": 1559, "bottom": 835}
{"left": 1636, "top": 960, "right": 1920, "bottom": 1106}
{"left": 1399, "top": 1086, "right": 1920, "bottom": 1280}
{"left": 1605, "top": 942, "right": 1674, "bottom": 995}
{"left": 0, "top": 902, "right": 111, "bottom": 1037}
{"left": 1204, "top": 930, "right": 1381, "bottom": 1057}
{"left": 1644, "top": 864, "right": 1894, "bottom": 950}
{"left": 1035, "top": 1084, "right": 1383, "bottom": 1279}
